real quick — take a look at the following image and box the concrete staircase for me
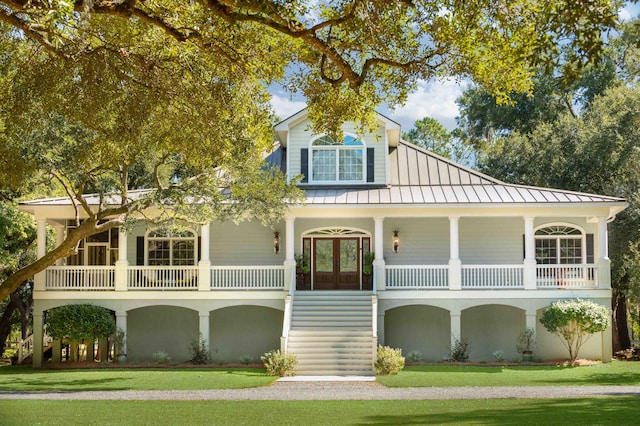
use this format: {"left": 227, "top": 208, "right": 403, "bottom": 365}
{"left": 287, "top": 291, "right": 375, "bottom": 376}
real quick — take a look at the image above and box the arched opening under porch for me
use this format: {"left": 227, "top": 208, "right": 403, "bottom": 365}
{"left": 384, "top": 304, "right": 450, "bottom": 362}
{"left": 461, "top": 304, "right": 524, "bottom": 362}
{"left": 127, "top": 305, "right": 198, "bottom": 362}
{"left": 210, "top": 305, "right": 283, "bottom": 364}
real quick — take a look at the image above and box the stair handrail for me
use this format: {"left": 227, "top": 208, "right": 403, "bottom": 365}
{"left": 281, "top": 294, "right": 293, "bottom": 352}
{"left": 371, "top": 295, "right": 378, "bottom": 340}
{"left": 17, "top": 334, "right": 34, "bottom": 363}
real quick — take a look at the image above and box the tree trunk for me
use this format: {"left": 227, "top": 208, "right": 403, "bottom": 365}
{"left": 614, "top": 292, "right": 631, "bottom": 350}
{"left": 0, "top": 298, "right": 18, "bottom": 357}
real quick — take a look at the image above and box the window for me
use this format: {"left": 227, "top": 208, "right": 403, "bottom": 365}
{"left": 535, "top": 225, "right": 584, "bottom": 265}
{"left": 65, "top": 221, "right": 118, "bottom": 266}
{"left": 311, "top": 135, "right": 364, "bottom": 182}
{"left": 147, "top": 228, "right": 197, "bottom": 266}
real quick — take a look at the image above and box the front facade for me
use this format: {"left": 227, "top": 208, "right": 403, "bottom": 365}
{"left": 23, "top": 110, "right": 626, "bottom": 374}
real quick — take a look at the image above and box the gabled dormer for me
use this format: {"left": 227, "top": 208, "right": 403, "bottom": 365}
{"left": 274, "top": 109, "right": 400, "bottom": 187}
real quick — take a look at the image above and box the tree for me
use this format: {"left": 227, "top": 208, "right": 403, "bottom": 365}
{"left": 46, "top": 304, "right": 116, "bottom": 361}
{"left": 540, "top": 299, "right": 610, "bottom": 362}
{"left": 0, "top": 1, "right": 621, "bottom": 136}
{"left": 0, "top": 0, "right": 625, "bottom": 298}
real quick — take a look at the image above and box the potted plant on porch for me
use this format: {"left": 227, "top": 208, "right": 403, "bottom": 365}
{"left": 362, "top": 252, "right": 375, "bottom": 291}
{"left": 516, "top": 328, "right": 536, "bottom": 362}
{"left": 295, "top": 254, "right": 310, "bottom": 290}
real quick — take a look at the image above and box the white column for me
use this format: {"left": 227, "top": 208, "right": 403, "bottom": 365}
{"left": 283, "top": 216, "right": 296, "bottom": 293}
{"left": 115, "top": 228, "right": 128, "bottom": 291}
{"left": 450, "top": 310, "right": 461, "bottom": 350}
{"left": 54, "top": 225, "right": 65, "bottom": 266}
{"left": 377, "top": 312, "right": 385, "bottom": 346}
{"left": 523, "top": 216, "right": 537, "bottom": 290}
{"left": 597, "top": 216, "right": 611, "bottom": 288}
{"left": 373, "top": 217, "right": 386, "bottom": 291}
{"left": 199, "top": 311, "right": 210, "bottom": 353}
{"left": 198, "top": 223, "right": 211, "bottom": 291}
{"left": 34, "top": 218, "right": 47, "bottom": 291}
{"left": 115, "top": 312, "right": 127, "bottom": 356}
{"left": 525, "top": 310, "right": 537, "bottom": 332}
{"left": 32, "top": 310, "right": 44, "bottom": 367}
{"left": 448, "top": 216, "right": 461, "bottom": 290}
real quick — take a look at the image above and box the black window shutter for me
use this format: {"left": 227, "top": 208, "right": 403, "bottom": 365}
{"left": 586, "top": 234, "right": 594, "bottom": 263}
{"left": 198, "top": 237, "right": 202, "bottom": 262}
{"left": 367, "top": 148, "right": 375, "bottom": 182}
{"left": 301, "top": 148, "right": 308, "bottom": 183}
{"left": 136, "top": 236, "right": 145, "bottom": 266}
{"left": 522, "top": 234, "right": 525, "bottom": 260}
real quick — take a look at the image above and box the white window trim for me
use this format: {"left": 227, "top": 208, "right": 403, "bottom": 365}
{"left": 309, "top": 133, "right": 367, "bottom": 184}
{"left": 145, "top": 227, "right": 198, "bottom": 266}
{"left": 534, "top": 223, "right": 586, "bottom": 265}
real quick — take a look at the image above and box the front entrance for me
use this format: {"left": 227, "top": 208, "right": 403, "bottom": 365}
{"left": 313, "top": 238, "right": 360, "bottom": 290}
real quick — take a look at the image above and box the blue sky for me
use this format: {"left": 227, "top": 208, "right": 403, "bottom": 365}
{"left": 270, "top": 3, "right": 640, "bottom": 133}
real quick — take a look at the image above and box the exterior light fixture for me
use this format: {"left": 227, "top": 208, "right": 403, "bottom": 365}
{"left": 273, "top": 231, "right": 280, "bottom": 254}
{"left": 393, "top": 230, "right": 399, "bottom": 253}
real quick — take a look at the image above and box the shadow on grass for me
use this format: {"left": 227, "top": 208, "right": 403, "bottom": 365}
{"left": 358, "top": 397, "right": 640, "bottom": 425}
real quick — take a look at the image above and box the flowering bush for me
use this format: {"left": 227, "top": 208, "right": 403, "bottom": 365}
{"left": 539, "top": 298, "right": 610, "bottom": 362}
{"left": 375, "top": 345, "right": 405, "bottom": 375}
{"left": 261, "top": 350, "right": 297, "bottom": 376}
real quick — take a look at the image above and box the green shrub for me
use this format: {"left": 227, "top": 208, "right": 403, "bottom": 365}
{"left": 261, "top": 350, "right": 297, "bottom": 376}
{"left": 240, "top": 354, "right": 254, "bottom": 365}
{"left": 188, "top": 334, "right": 211, "bottom": 365}
{"left": 492, "top": 350, "right": 504, "bottom": 362}
{"left": 449, "top": 338, "right": 470, "bottom": 362}
{"left": 375, "top": 345, "right": 405, "bottom": 375}
{"left": 406, "top": 350, "right": 423, "bottom": 363}
{"left": 152, "top": 350, "right": 171, "bottom": 364}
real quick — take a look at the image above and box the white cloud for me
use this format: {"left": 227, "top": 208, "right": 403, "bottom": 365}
{"left": 388, "top": 79, "right": 465, "bottom": 131}
{"left": 270, "top": 93, "right": 307, "bottom": 121}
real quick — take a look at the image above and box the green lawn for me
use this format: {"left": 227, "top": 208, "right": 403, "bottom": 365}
{"left": 1, "top": 399, "right": 638, "bottom": 425}
{"left": 377, "top": 361, "right": 640, "bottom": 387}
{"left": 0, "top": 365, "right": 276, "bottom": 391}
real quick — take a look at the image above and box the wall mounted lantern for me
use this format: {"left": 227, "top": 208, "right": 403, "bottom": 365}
{"left": 393, "top": 230, "right": 399, "bottom": 253}
{"left": 273, "top": 231, "right": 280, "bottom": 254}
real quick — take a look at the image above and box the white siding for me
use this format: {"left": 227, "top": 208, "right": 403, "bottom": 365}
{"left": 383, "top": 218, "right": 449, "bottom": 265}
{"left": 460, "top": 218, "right": 523, "bottom": 264}
{"left": 211, "top": 221, "right": 285, "bottom": 266}
{"left": 287, "top": 118, "right": 387, "bottom": 185}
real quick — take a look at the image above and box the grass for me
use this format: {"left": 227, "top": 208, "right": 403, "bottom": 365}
{"left": 0, "top": 365, "right": 276, "bottom": 391}
{"left": 1, "top": 398, "right": 639, "bottom": 425}
{"left": 377, "top": 361, "right": 640, "bottom": 387}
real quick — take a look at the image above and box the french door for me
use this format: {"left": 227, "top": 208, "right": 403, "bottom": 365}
{"left": 312, "top": 238, "right": 360, "bottom": 290}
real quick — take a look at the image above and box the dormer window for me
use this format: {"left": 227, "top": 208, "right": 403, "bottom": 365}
{"left": 311, "top": 135, "right": 364, "bottom": 183}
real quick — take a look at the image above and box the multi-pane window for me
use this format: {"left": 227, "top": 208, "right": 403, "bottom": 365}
{"left": 147, "top": 228, "right": 196, "bottom": 266}
{"left": 311, "top": 135, "right": 364, "bottom": 182}
{"left": 535, "top": 225, "right": 583, "bottom": 265}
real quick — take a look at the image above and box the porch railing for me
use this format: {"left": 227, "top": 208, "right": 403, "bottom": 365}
{"left": 462, "top": 265, "right": 524, "bottom": 289}
{"left": 45, "top": 266, "right": 115, "bottom": 290}
{"left": 211, "top": 266, "right": 285, "bottom": 290}
{"left": 536, "top": 264, "right": 598, "bottom": 289}
{"left": 386, "top": 265, "right": 449, "bottom": 289}
{"left": 128, "top": 266, "right": 199, "bottom": 290}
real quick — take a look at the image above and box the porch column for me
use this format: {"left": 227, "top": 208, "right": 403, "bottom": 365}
{"left": 525, "top": 310, "right": 537, "bottom": 332}
{"left": 52, "top": 339, "right": 62, "bottom": 363}
{"left": 34, "top": 218, "right": 47, "bottom": 291}
{"left": 198, "top": 311, "right": 210, "bottom": 354}
{"left": 523, "top": 216, "right": 537, "bottom": 290}
{"left": 283, "top": 216, "right": 296, "bottom": 293}
{"left": 115, "top": 228, "right": 128, "bottom": 291}
{"left": 115, "top": 312, "right": 127, "bottom": 356}
{"left": 54, "top": 225, "right": 65, "bottom": 266}
{"left": 597, "top": 216, "right": 611, "bottom": 288}
{"left": 198, "top": 223, "right": 211, "bottom": 291}
{"left": 377, "top": 312, "right": 385, "bottom": 346}
{"left": 450, "top": 309, "right": 461, "bottom": 351}
{"left": 373, "top": 217, "right": 386, "bottom": 292}
{"left": 602, "top": 321, "right": 613, "bottom": 362}
{"left": 448, "top": 216, "right": 461, "bottom": 290}
{"left": 32, "top": 310, "right": 44, "bottom": 367}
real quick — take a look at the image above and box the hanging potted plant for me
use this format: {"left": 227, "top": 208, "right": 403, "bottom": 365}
{"left": 295, "top": 254, "right": 310, "bottom": 290}
{"left": 516, "top": 328, "right": 536, "bottom": 362}
{"left": 362, "top": 252, "right": 375, "bottom": 291}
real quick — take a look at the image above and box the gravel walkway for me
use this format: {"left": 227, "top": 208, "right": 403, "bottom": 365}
{"left": 1, "top": 381, "right": 640, "bottom": 400}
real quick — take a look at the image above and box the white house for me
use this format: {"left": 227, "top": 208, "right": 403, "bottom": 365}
{"left": 21, "top": 109, "right": 626, "bottom": 374}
